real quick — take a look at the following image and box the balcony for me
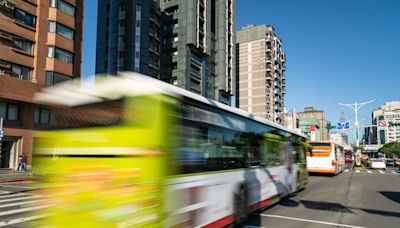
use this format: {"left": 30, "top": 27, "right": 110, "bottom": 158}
{"left": 0, "top": 70, "right": 42, "bottom": 103}
{"left": 48, "top": 7, "right": 75, "bottom": 29}
{"left": 0, "top": 69, "right": 36, "bottom": 83}
{"left": 46, "top": 57, "right": 73, "bottom": 76}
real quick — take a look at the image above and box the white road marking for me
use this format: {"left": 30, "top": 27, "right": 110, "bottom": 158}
{"left": 0, "top": 193, "right": 35, "bottom": 199}
{"left": 0, "top": 199, "right": 49, "bottom": 209}
{"left": 244, "top": 226, "right": 265, "bottom": 228}
{"left": 379, "top": 170, "right": 385, "bottom": 174}
{"left": 0, "top": 184, "right": 37, "bottom": 189}
{"left": 0, "top": 195, "right": 42, "bottom": 203}
{"left": 0, "top": 214, "right": 49, "bottom": 227}
{"left": 392, "top": 170, "right": 398, "bottom": 175}
{"left": 366, "top": 170, "right": 372, "bottom": 173}
{"left": 0, "top": 204, "right": 51, "bottom": 217}
{"left": 260, "top": 214, "right": 366, "bottom": 228}
{"left": 344, "top": 169, "right": 349, "bottom": 172}
{"left": 355, "top": 170, "right": 360, "bottom": 173}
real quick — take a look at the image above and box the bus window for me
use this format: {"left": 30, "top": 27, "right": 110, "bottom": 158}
{"left": 264, "top": 139, "right": 282, "bottom": 167}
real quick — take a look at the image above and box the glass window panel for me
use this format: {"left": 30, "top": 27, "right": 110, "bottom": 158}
{"left": 45, "top": 71, "right": 54, "bottom": 86}
{"left": 56, "top": 23, "right": 74, "bottom": 39}
{"left": 54, "top": 48, "right": 73, "bottom": 63}
{"left": 53, "top": 72, "right": 70, "bottom": 84}
{"left": 49, "top": 21, "right": 56, "bottom": 33}
{"left": 40, "top": 109, "right": 50, "bottom": 124}
{"left": 11, "top": 65, "right": 21, "bottom": 78}
{"left": 48, "top": 46, "right": 55, "bottom": 58}
{"left": 7, "top": 104, "right": 19, "bottom": 121}
{"left": 34, "top": 107, "right": 40, "bottom": 124}
{"left": 14, "top": 9, "right": 35, "bottom": 27}
{"left": 0, "top": 102, "right": 6, "bottom": 119}
{"left": 58, "top": 0, "right": 75, "bottom": 16}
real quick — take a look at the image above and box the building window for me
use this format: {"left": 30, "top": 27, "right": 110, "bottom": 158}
{"left": 104, "top": 60, "right": 108, "bottom": 70}
{"left": 0, "top": 101, "right": 19, "bottom": 121}
{"left": 106, "top": 3, "right": 110, "bottom": 12}
{"left": 119, "top": 20, "right": 125, "bottom": 27}
{"left": 11, "top": 64, "right": 32, "bottom": 81}
{"left": 49, "top": 21, "right": 74, "bottom": 40}
{"left": 119, "top": 51, "right": 124, "bottom": 58}
{"left": 106, "top": 32, "right": 109, "bottom": 41}
{"left": 49, "top": 0, "right": 75, "bottom": 17}
{"left": 34, "top": 107, "right": 50, "bottom": 124}
{"left": 14, "top": 8, "right": 36, "bottom": 27}
{"left": 12, "top": 38, "right": 33, "bottom": 54}
{"left": 45, "top": 71, "right": 70, "bottom": 86}
{"left": 172, "top": 62, "right": 177, "bottom": 70}
{"left": 134, "top": 5, "right": 142, "bottom": 72}
{"left": 48, "top": 46, "right": 73, "bottom": 63}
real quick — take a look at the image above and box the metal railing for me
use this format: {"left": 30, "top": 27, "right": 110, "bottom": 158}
{"left": 0, "top": 70, "right": 37, "bottom": 83}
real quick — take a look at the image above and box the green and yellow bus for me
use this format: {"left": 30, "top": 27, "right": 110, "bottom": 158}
{"left": 30, "top": 73, "right": 309, "bottom": 227}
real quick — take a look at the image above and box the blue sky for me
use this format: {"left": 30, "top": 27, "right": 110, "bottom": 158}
{"left": 82, "top": 0, "right": 400, "bottom": 141}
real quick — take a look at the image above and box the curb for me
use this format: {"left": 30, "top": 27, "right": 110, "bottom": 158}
{"left": 0, "top": 177, "right": 33, "bottom": 183}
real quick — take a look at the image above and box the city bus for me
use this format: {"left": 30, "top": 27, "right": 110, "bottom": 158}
{"left": 30, "top": 72, "right": 309, "bottom": 227}
{"left": 306, "top": 141, "right": 345, "bottom": 175}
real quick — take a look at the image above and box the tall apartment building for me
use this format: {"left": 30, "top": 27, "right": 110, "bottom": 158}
{"left": 366, "top": 101, "right": 400, "bottom": 145}
{"left": 236, "top": 24, "right": 286, "bottom": 123}
{"left": 95, "top": 0, "right": 161, "bottom": 78}
{"left": 96, "top": 0, "right": 235, "bottom": 105}
{"left": 159, "top": 0, "right": 235, "bottom": 104}
{"left": 297, "top": 107, "right": 329, "bottom": 140}
{"left": 0, "top": 0, "right": 83, "bottom": 170}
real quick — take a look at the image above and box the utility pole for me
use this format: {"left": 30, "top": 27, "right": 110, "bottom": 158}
{"left": 338, "top": 99, "right": 376, "bottom": 147}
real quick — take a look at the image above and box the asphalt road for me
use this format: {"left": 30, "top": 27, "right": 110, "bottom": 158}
{"left": 0, "top": 165, "right": 399, "bottom": 227}
{"left": 244, "top": 166, "right": 400, "bottom": 228}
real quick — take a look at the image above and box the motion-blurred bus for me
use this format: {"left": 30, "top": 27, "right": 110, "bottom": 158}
{"left": 30, "top": 73, "right": 309, "bottom": 227}
{"left": 344, "top": 149, "right": 354, "bottom": 163}
{"left": 307, "top": 141, "right": 345, "bottom": 175}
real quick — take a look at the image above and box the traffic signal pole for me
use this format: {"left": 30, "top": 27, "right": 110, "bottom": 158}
{"left": 338, "top": 99, "right": 376, "bottom": 147}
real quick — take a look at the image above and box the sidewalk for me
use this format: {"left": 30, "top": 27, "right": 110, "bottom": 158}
{"left": 0, "top": 169, "right": 33, "bottom": 183}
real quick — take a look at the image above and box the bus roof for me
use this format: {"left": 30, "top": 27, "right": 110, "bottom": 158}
{"left": 34, "top": 72, "right": 306, "bottom": 139}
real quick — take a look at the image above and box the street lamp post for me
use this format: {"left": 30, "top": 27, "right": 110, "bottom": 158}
{"left": 337, "top": 99, "right": 376, "bottom": 147}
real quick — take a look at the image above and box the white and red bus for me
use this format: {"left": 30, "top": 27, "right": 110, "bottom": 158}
{"left": 307, "top": 141, "right": 345, "bottom": 175}
{"left": 32, "top": 73, "right": 309, "bottom": 227}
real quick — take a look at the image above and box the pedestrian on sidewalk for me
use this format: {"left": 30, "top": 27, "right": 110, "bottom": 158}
{"left": 17, "top": 154, "right": 23, "bottom": 171}
{"left": 21, "top": 153, "right": 27, "bottom": 172}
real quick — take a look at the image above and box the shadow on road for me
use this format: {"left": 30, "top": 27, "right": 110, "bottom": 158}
{"left": 274, "top": 198, "right": 400, "bottom": 218}
{"left": 380, "top": 191, "right": 400, "bottom": 204}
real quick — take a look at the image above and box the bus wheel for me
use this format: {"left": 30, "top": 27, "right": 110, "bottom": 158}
{"left": 233, "top": 186, "right": 248, "bottom": 225}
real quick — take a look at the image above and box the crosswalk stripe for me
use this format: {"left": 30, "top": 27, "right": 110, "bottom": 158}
{"left": 355, "top": 170, "right": 360, "bottom": 173}
{"left": 392, "top": 171, "right": 398, "bottom": 175}
{"left": 0, "top": 204, "right": 51, "bottom": 217}
{"left": 0, "top": 199, "right": 49, "bottom": 209}
{"left": 0, "top": 193, "right": 35, "bottom": 199}
{"left": 0, "top": 195, "right": 42, "bottom": 203}
{"left": 344, "top": 169, "right": 349, "bottom": 172}
{"left": 367, "top": 170, "right": 372, "bottom": 173}
{"left": 379, "top": 170, "right": 385, "bottom": 174}
{"left": 0, "top": 214, "right": 49, "bottom": 227}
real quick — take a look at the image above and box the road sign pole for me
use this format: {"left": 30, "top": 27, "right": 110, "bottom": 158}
{"left": 0, "top": 117, "right": 3, "bottom": 153}
{"left": 338, "top": 99, "right": 376, "bottom": 147}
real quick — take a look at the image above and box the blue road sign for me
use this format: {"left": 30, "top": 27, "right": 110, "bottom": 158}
{"left": 0, "top": 130, "right": 3, "bottom": 138}
{"left": 338, "top": 122, "right": 350, "bottom": 129}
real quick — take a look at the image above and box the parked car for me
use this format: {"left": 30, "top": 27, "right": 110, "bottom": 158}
{"left": 395, "top": 158, "right": 400, "bottom": 167}
{"left": 370, "top": 159, "right": 386, "bottom": 170}
{"left": 386, "top": 159, "right": 395, "bottom": 167}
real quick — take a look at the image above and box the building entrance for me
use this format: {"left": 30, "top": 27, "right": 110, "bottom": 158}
{"left": 0, "top": 137, "right": 20, "bottom": 170}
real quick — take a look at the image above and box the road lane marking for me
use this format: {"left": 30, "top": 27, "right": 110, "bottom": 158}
{"left": 0, "top": 184, "right": 37, "bottom": 189}
{"left": 392, "top": 170, "right": 398, "bottom": 174}
{"left": 355, "top": 170, "right": 360, "bottom": 173}
{"left": 0, "top": 214, "right": 49, "bottom": 227}
{"left": 0, "top": 191, "right": 10, "bottom": 195}
{"left": 0, "top": 195, "right": 42, "bottom": 203}
{"left": 367, "top": 170, "right": 372, "bottom": 173}
{"left": 0, "top": 199, "right": 49, "bottom": 209}
{"left": 0, "top": 193, "right": 35, "bottom": 199}
{"left": 0, "top": 205, "right": 51, "bottom": 217}
{"left": 259, "top": 214, "right": 366, "bottom": 228}
{"left": 379, "top": 170, "right": 385, "bottom": 174}
{"left": 344, "top": 169, "right": 349, "bottom": 172}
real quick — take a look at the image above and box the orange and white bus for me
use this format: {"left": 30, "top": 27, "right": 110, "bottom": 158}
{"left": 307, "top": 141, "right": 345, "bottom": 175}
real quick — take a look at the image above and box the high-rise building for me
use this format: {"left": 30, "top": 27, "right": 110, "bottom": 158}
{"left": 235, "top": 24, "right": 286, "bottom": 123}
{"left": 96, "top": 0, "right": 235, "bottom": 105}
{"left": 96, "top": 0, "right": 161, "bottom": 78}
{"left": 297, "top": 107, "right": 329, "bottom": 140}
{"left": 0, "top": 0, "right": 84, "bottom": 170}
{"left": 369, "top": 101, "right": 400, "bottom": 145}
{"left": 159, "top": 0, "right": 235, "bottom": 104}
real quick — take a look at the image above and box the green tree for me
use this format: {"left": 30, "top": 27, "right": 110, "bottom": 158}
{"left": 378, "top": 142, "right": 400, "bottom": 158}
